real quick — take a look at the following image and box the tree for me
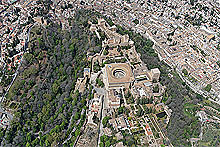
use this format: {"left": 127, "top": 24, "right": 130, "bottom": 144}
{"left": 52, "top": 82, "right": 59, "bottom": 94}
{"left": 100, "top": 135, "right": 104, "bottom": 142}
{"left": 118, "top": 107, "right": 124, "bottom": 115}
{"left": 190, "top": 0, "right": 195, "bottom": 5}
{"left": 145, "top": 107, "right": 149, "bottom": 114}
{"left": 99, "top": 142, "right": 104, "bottom": 147}
{"left": 133, "top": 19, "right": 139, "bottom": 25}
{"left": 103, "top": 135, "right": 108, "bottom": 142}
{"left": 182, "top": 69, "right": 188, "bottom": 76}
{"left": 103, "top": 49, "right": 108, "bottom": 55}
{"left": 217, "top": 61, "right": 220, "bottom": 67}
{"left": 26, "top": 142, "right": 31, "bottom": 147}
{"left": 136, "top": 108, "right": 144, "bottom": 117}
{"left": 72, "top": 97, "right": 77, "bottom": 106}
{"left": 96, "top": 78, "right": 104, "bottom": 87}
{"left": 45, "top": 139, "right": 49, "bottom": 146}
{"left": 105, "top": 140, "right": 111, "bottom": 147}
{"left": 74, "top": 112, "right": 80, "bottom": 120}
{"left": 26, "top": 132, "right": 32, "bottom": 143}
{"left": 137, "top": 98, "right": 140, "bottom": 105}
{"left": 153, "top": 85, "right": 159, "bottom": 93}
{"left": 31, "top": 138, "right": 39, "bottom": 146}
{"left": 149, "top": 97, "right": 153, "bottom": 104}
{"left": 204, "top": 84, "right": 212, "bottom": 92}
{"left": 102, "top": 116, "right": 111, "bottom": 128}
{"left": 75, "top": 129, "right": 80, "bottom": 137}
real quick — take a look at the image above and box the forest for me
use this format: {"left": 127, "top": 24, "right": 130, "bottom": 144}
{"left": 0, "top": 9, "right": 100, "bottom": 146}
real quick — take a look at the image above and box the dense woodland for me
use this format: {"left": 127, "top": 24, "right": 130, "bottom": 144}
{"left": 0, "top": 9, "right": 202, "bottom": 146}
{"left": 0, "top": 10, "right": 100, "bottom": 146}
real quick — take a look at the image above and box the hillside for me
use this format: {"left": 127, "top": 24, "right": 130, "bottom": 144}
{"left": 1, "top": 10, "right": 100, "bottom": 146}
{"left": 0, "top": 9, "right": 202, "bottom": 146}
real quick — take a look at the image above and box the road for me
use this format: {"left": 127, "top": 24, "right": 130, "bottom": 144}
{"left": 97, "top": 95, "right": 104, "bottom": 147}
{"left": 73, "top": 117, "right": 88, "bottom": 147}
{"left": 94, "top": 87, "right": 105, "bottom": 95}
{"left": 63, "top": 109, "right": 87, "bottom": 145}
{"left": 93, "top": 86, "right": 107, "bottom": 147}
